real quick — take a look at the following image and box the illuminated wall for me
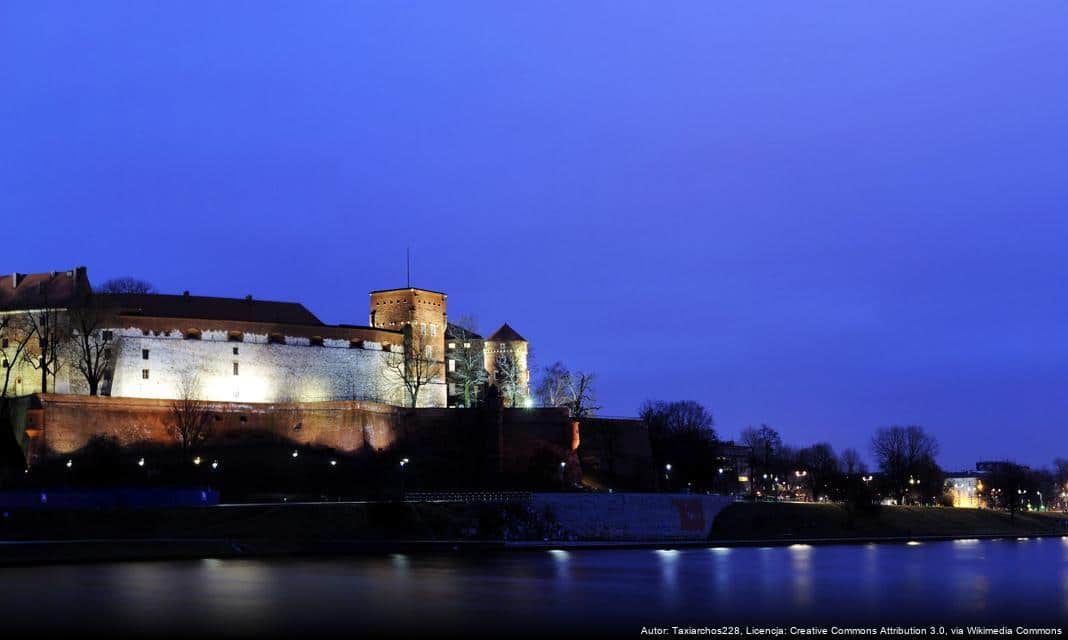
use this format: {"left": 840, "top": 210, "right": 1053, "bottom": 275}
{"left": 106, "top": 326, "right": 446, "bottom": 408}
{"left": 945, "top": 476, "right": 983, "bottom": 508}
{"left": 0, "top": 311, "right": 75, "bottom": 397}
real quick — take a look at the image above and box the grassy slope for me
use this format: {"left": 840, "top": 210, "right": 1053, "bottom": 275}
{"left": 709, "top": 502, "right": 1068, "bottom": 541}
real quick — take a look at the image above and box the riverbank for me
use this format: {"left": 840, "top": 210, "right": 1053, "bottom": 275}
{"left": 1, "top": 498, "right": 1066, "bottom": 566}
{"left": 709, "top": 501, "right": 1067, "bottom": 540}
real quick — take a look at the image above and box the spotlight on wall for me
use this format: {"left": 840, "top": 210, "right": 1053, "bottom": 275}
{"left": 66, "top": 460, "right": 72, "bottom": 469}
{"left": 193, "top": 456, "right": 202, "bottom": 466}
{"left": 137, "top": 458, "right": 145, "bottom": 467}
{"left": 291, "top": 450, "right": 299, "bottom": 458}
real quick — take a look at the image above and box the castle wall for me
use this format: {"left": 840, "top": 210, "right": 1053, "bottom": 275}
{"left": 25, "top": 394, "right": 401, "bottom": 458}
{"left": 20, "top": 395, "right": 654, "bottom": 490}
{"left": 105, "top": 326, "right": 445, "bottom": 408}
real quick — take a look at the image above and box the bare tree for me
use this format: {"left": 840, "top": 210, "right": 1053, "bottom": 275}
{"left": 0, "top": 315, "right": 36, "bottom": 399}
{"left": 22, "top": 303, "right": 68, "bottom": 394}
{"left": 563, "top": 371, "right": 600, "bottom": 419}
{"left": 168, "top": 372, "right": 213, "bottom": 452}
{"left": 98, "top": 277, "right": 156, "bottom": 294}
{"left": 67, "top": 298, "right": 115, "bottom": 396}
{"left": 0, "top": 315, "right": 37, "bottom": 479}
{"left": 384, "top": 325, "right": 443, "bottom": 408}
{"left": 840, "top": 447, "right": 866, "bottom": 475}
{"left": 451, "top": 341, "right": 487, "bottom": 407}
{"left": 494, "top": 344, "right": 527, "bottom": 408}
{"left": 535, "top": 362, "right": 600, "bottom": 417}
{"left": 452, "top": 314, "right": 479, "bottom": 334}
{"left": 640, "top": 400, "right": 717, "bottom": 491}
{"left": 871, "top": 425, "right": 941, "bottom": 504}
{"left": 535, "top": 362, "right": 570, "bottom": 408}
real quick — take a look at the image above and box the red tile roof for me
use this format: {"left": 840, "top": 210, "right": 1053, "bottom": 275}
{"left": 99, "top": 292, "right": 323, "bottom": 326}
{"left": 0, "top": 268, "right": 90, "bottom": 312}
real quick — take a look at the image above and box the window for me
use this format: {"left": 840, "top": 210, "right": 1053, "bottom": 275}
{"left": 448, "top": 342, "right": 456, "bottom": 350}
{"left": 430, "top": 324, "right": 437, "bottom": 337}
{"left": 233, "top": 347, "right": 239, "bottom": 355}
{"left": 184, "top": 329, "right": 202, "bottom": 340}
{"left": 268, "top": 333, "right": 284, "bottom": 345}
{"left": 104, "top": 348, "right": 112, "bottom": 361}
{"left": 448, "top": 359, "right": 456, "bottom": 372}
{"left": 141, "top": 369, "right": 150, "bottom": 380}
{"left": 1, "top": 359, "right": 7, "bottom": 369}
{"left": 103, "top": 331, "right": 113, "bottom": 342}
{"left": 463, "top": 342, "right": 471, "bottom": 349}
{"left": 233, "top": 362, "right": 239, "bottom": 376}
{"left": 142, "top": 349, "right": 149, "bottom": 360}
{"left": 310, "top": 336, "right": 324, "bottom": 347}
{"left": 1, "top": 338, "right": 8, "bottom": 348}
{"left": 227, "top": 331, "right": 243, "bottom": 342}
{"left": 424, "top": 345, "right": 433, "bottom": 359}
{"left": 421, "top": 323, "right": 427, "bottom": 336}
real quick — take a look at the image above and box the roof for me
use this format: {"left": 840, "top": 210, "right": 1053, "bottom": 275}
{"left": 0, "top": 268, "right": 90, "bottom": 312}
{"left": 486, "top": 323, "right": 526, "bottom": 342}
{"left": 445, "top": 323, "right": 482, "bottom": 340}
{"left": 99, "top": 292, "right": 324, "bottom": 326}
{"left": 369, "top": 287, "right": 447, "bottom": 297}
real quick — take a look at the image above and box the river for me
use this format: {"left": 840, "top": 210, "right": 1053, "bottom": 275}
{"left": 2, "top": 538, "right": 1066, "bottom": 636}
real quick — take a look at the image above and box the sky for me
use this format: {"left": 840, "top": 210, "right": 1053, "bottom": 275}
{"left": 2, "top": 2, "right": 1067, "bottom": 469}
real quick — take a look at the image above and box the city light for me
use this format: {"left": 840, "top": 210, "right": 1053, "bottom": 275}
{"left": 65, "top": 460, "right": 72, "bottom": 468}
{"left": 137, "top": 458, "right": 145, "bottom": 467}
{"left": 330, "top": 460, "right": 337, "bottom": 466}
{"left": 193, "top": 456, "right": 201, "bottom": 466}
{"left": 211, "top": 461, "right": 219, "bottom": 470}
{"left": 291, "top": 450, "right": 299, "bottom": 458}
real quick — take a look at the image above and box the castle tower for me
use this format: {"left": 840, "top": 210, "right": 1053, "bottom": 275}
{"left": 368, "top": 287, "right": 448, "bottom": 407}
{"left": 368, "top": 287, "right": 447, "bottom": 359}
{"left": 484, "top": 323, "right": 529, "bottom": 407}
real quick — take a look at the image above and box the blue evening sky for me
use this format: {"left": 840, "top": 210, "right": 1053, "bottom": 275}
{"left": 3, "top": 2, "right": 1067, "bottom": 469}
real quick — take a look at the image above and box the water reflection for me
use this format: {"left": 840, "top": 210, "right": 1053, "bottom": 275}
{"left": 788, "top": 544, "right": 813, "bottom": 609}
{"left": 1, "top": 539, "right": 1065, "bottom": 635}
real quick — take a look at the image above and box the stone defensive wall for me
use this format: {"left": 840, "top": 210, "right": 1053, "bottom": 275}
{"left": 532, "top": 493, "right": 734, "bottom": 541}
{"left": 14, "top": 394, "right": 655, "bottom": 488}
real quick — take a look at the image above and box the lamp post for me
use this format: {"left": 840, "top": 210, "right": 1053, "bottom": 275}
{"left": 664, "top": 463, "right": 672, "bottom": 492}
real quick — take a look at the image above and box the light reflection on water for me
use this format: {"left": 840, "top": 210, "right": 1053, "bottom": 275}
{"left": 1, "top": 538, "right": 1065, "bottom": 636}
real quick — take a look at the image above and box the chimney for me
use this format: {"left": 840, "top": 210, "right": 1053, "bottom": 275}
{"left": 11, "top": 273, "right": 24, "bottom": 288}
{"left": 72, "top": 266, "right": 87, "bottom": 296}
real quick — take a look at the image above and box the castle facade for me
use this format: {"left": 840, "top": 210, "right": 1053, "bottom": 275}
{"left": 0, "top": 267, "right": 529, "bottom": 409}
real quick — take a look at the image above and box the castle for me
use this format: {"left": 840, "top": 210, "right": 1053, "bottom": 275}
{"left": 0, "top": 267, "right": 530, "bottom": 409}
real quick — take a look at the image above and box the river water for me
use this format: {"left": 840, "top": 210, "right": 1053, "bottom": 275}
{"left": 3, "top": 538, "right": 1066, "bottom": 636}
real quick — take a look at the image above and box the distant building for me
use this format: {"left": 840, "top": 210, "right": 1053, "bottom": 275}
{"left": 976, "top": 460, "right": 1030, "bottom": 473}
{"left": 0, "top": 267, "right": 529, "bottom": 410}
{"left": 944, "top": 472, "right": 984, "bottom": 508}
{"left": 714, "top": 440, "right": 753, "bottom": 491}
